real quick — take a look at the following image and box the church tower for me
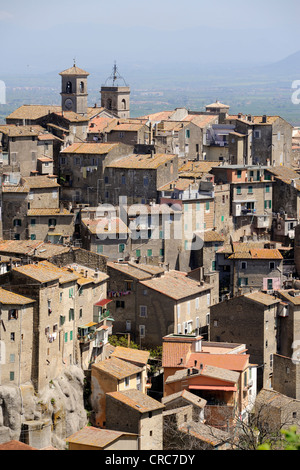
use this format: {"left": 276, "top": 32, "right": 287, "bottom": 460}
{"left": 100, "top": 63, "right": 130, "bottom": 119}
{"left": 60, "top": 62, "right": 89, "bottom": 115}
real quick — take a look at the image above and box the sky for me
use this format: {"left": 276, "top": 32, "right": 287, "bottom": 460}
{"left": 1, "top": 0, "right": 300, "bottom": 75}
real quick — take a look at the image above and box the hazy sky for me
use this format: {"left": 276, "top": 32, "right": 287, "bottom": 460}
{"left": 1, "top": 0, "right": 300, "bottom": 74}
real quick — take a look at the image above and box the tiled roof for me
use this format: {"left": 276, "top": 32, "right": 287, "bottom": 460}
{"left": 0, "top": 124, "right": 45, "bottom": 137}
{"left": 0, "top": 287, "right": 35, "bottom": 305}
{"left": 228, "top": 248, "right": 283, "bottom": 260}
{"left": 161, "top": 389, "right": 207, "bottom": 408}
{"left": 107, "top": 262, "right": 154, "bottom": 280}
{"left": 139, "top": 270, "right": 210, "bottom": 300}
{"left": 27, "top": 208, "right": 72, "bottom": 216}
{"left": 60, "top": 142, "right": 119, "bottom": 154}
{"left": 278, "top": 289, "right": 300, "bottom": 305}
{"left": 2, "top": 176, "right": 59, "bottom": 193}
{"left": 92, "top": 356, "right": 143, "bottom": 380}
{"left": 0, "top": 440, "right": 37, "bottom": 450}
{"left": 13, "top": 261, "right": 80, "bottom": 284}
{"left": 81, "top": 217, "right": 130, "bottom": 235}
{"left": 158, "top": 178, "right": 194, "bottom": 192}
{"left": 178, "top": 421, "right": 230, "bottom": 447}
{"left": 65, "top": 426, "right": 136, "bottom": 448}
{"left": 53, "top": 111, "right": 89, "bottom": 123}
{"left": 107, "top": 389, "right": 165, "bottom": 412}
{"left": 0, "top": 240, "right": 72, "bottom": 258}
{"left": 106, "top": 153, "right": 175, "bottom": 169}
{"left": 183, "top": 114, "right": 219, "bottom": 128}
{"left": 178, "top": 160, "right": 220, "bottom": 176}
{"left": 203, "top": 230, "right": 225, "bottom": 242}
{"left": 206, "top": 101, "right": 230, "bottom": 109}
{"left": 6, "top": 105, "right": 61, "bottom": 121}
{"left": 110, "top": 346, "right": 150, "bottom": 365}
{"left": 88, "top": 116, "right": 117, "bottom": 133}
{"left": 59, "top": 65, "right": 89, "bottom": 76}
{"left": 137, "top": 110, "right": 173, "bottom": 122}
{"left": 244, "top": 291, "right": 280, "bottom": 306}
{"left": 165, "top": 364, "right": 240, "bottom": 384}
{"left": 186, "top": 353, "right": 249, "bottom": 372}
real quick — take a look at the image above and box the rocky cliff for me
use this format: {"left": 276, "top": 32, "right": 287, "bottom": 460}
{"left": 0, "top": 365, "right": 88, "bottom": 449}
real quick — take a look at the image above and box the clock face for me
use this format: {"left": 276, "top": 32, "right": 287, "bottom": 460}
{"left": 64, "top": 98, "right": 73, "bottom": 110}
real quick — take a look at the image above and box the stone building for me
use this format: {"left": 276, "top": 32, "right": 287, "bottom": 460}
{"left": 91, "top": 350, "right": 149, "bottom": 428}
{"left": 106, "top": 261, "right": 218, "bottom": 347}
{"left": 59, "top": 141, "right": 134, "bottom": 205}
{"left": 225, "top": 114, "right": 293, "bottom": 167}
{"left": 254, "top": 388, "right": 300, "bottom": 432}
{"left": 209, "top": 291, "right": 281, "bottom": 391}
{"left": 0, "top": 124, "right": 57, "bottom": 177}
{"left": 104, "top": 152, "right": 178, "bottom": 206}
{"left": 0, "top": 260, "right": 108, "bottom": 391}
{"left": 66, "top": 426, "right": 138, "bottom": 450}
{"left": 100, "top": 64, "right": 130, "bottom": 119}
{"left": 105, "top": 389, "right": 165, "bottom": 450}
{"left": 0, "top": 287, "right": 36, "bottom": 386}
{"left": 1, "top": 175, "right": 75, "bottom": 243}
{"left": 162, "top": 333, "right": 254, "bottom": 425}
{"left": 272, "top": 354, "right": 300, "bottom": 400}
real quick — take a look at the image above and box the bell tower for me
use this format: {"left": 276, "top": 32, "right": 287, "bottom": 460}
{"left": 60, "top": 62, "right": 89, "bottom": 115}
{"left": 100, "top": 63, "right": 130, "bottom": 119}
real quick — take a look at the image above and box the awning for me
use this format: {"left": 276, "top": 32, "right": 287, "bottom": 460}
{"left": 94, "top": 299, "right": 112, "bottom": 307}
{"left": 189, "top": 385, "right": 237, "bottom": 392}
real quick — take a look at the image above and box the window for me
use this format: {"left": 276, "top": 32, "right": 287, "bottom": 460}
{"left": 248, "top": 186, "right": 253, "bottom": 194}
{"left": 143, "top": 176, "right": 149, "bottom": 186}
{"left": 8, "top": 309, "right": 18, "bottom": 320}
{"left": 80, "top": 81, "right": 84, "bottom": 93}
{"left": 160, "top": 248, "right": 164, "bottom": 257}
{"left": 121, "top": 175, "right": 126, "bottom": 185}
{"left": 116, "top": 300, "right": 125, "bottom": 308}
{"left": 254, "top": 130, "right": 261, "bottom": 139}
{"left": 177, "top": 304, "right": 181, "bottom": 319}
{"left": 30, "top": 234, "right": 36, "bottom": 240}
{"left": 10, "top": 332, "right": 15, "bottom": 342}
{"left": 118, "top": 244, "right": 125, "bottom": 253}
{"left": 206, "top": 313, "right": 210, "bottom": 325}
{"left": 139, "top": 325, "right": 145, "bottom": 337}
{"left": 238, "top": 277, "right": 248, "bottom": 287}
{"left": 264, "top": 200, "right": 272, "bottom": 209}
{"left": 64, "top": 332, "right": 68, "bottom": 343}
{"left": 269, "top": 261, "right": 275, "bottom": 270}
{"left": 186, "top": 129, "right": 190, "bottom": 138}
{"left": 237, "top": 170, "right": 242, "bottom": 178}
{"left": 48, "top": 300, "right": 52, "bottom": 315}
{"left": 97, "top": 244, "right": 103, "bottom": 254}
{"left": 236, "top": 186, "right": 241, "bottom": 195}
{"left": 136, "top": 249, "right": 141, "bottom": 258}
{"left": 10, "top": 372, "right": 14, "bottom": 381}
{"left": 69, "top": 288, "right": 74, "bottom": 298}
{"left": 13, "top": 219, "right": 21, "bottom": 227}
{"left": 267, "top": 279, "right": 273, "bottom": 290}
{"left": 187, "top": 301, "right": 191, "bottom": 316}
{"left": 124, "top": 376, "right": 130, "bottom": 388}
{"left": 140, "top": 305, "right": 147, "bottom": 317}
{"left": 126, "top": 320, "right": 131, "bottom": 331}
{"left": 266, "top": 185, "right": 270, "bottom": 193}
{"left": 69, "top": 308, "right": 74, "bottom": 321}
{"left": 48, "top": 218, "right": 57, "bottom": 227}
{"left": 205, "top": 201, "right": 210, "bottom": 212}
{"left": 241, "top": 261, "right": 247, "bottom": 270}
{"left": 195, "top": 297, "right": 199, "bottom": 310}
{"left": 79, "top": 308, "right": 83, "bottom": 319}
{"left": 60, "top": 315, "right": 65, "bottom": 326}
{"left": 147, "top": 249, "right": 152, "bottom": 257}
{"left": 31, "top": 219, "right": 36, "bottom": 226}
{"left": 212, "top": 260, "right": 216, "bottom": 271}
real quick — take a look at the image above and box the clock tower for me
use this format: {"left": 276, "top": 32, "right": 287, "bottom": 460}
{"left": 60, "top": 62, "right": 89, "bottom": 115}
{"left": 100, "top": 63, "right": 130, "bottom": 119}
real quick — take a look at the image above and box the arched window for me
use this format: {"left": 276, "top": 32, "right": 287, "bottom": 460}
{"left": 121, "top": 99, "right": 126, "bottom": 109}
{"left": 107, "top": 98, "right": 112, "bottom": 110}
{"left": 66, "top": 81, "right": 72, "bottom": 93}
{"left": 80, "top": 81, "right": 84, "bottom": 93}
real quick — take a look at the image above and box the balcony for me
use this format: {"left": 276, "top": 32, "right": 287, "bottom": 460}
{"left": 77, "top": 322, "right": 97, "bottom": 344}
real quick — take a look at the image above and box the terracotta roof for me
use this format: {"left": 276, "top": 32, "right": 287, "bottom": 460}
{"left": 0, "top": 287, "right": 35, "bottom": 305}
{"left": 229, "top": 248, "right": 283, "bottom": 260}
{"left": 203, "top": 231, "right": 225, "bottom": 242}
{"left": 0, "top": 440, "right": 37, "bottom": 450}
{"left": 52, "top": 111, "right": 89, "bottom": 123}
{"left": 106, "top": 153, "right": 176, "bottom": 169}
{"left": 183, "top": 114, "right": 219, "bottom": 128}
{"left": 110, "top": 346, "right": 150, "bottom": 365}
{"left": 179, "top": 160, "right": 220, "bottom": 176}
{"left": 178, "top": 421, "right": 230, "bottom": 447}
{"left": 6, "top": 105, "right": 61, "bottom": 121}
{"left": 137, "top": 110, "right": 173, "bottom": 122}
{"left": 13, "top": 261, "right": 80, "bottom": 284}
{"left": 65, "top": 426, "right": 136, "bottom": 449}
{"left": 27, "top": 208, "right": 72, "bottom": 216}
{"left": 92, "top": 356, "right": 143, "bottom": 380}
{"left": 158, "top": 178, "right": 194, "bottom": 192}
{"left": 0, "top": 124, "right": 46, "bottom": 137}
{"left": 278, "top": 289, "right": 300, "bottom": 305}
{"left": 161, "top": 389, "right": 207, "bottom": 408}
{"left": 81, "top": 217, "right": 130, "bottom": 235}
{"left": 206, "top": 101, "right": 230, "bottom": 109}
{"left": 60, "top": 142, "right": 119, "bottom": 155}
{"left": 59, "top": 65, "right": 89, "bottom": 76}
{"left": 2, "top": 176, "right": 59, "bottom": 193}
{"left": 88, "top": 116, "right": 117, "bottom": 133}
{"left": 107, "top": 389, "right": 165, "bottom": 413}
{"left": 139, "top": 270, "right": 210, "bottom": 300}
{"left": 186, "top": 353, "right": 249, "bottom": 372}
{"left": 244, "top": 291, "right": 280, "bottom": 306}
{"left": 0, "top": 240, "right": 72, "bottom": 258}
{"left": 165, "top": 364, "right": 240, "bottom": 385}
{"left": 107, "top": 262, "right": 154, "bottom": 280}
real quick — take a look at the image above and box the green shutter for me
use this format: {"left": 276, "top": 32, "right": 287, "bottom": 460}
{"left": 136, "top": 249, "right": 141, "bottom": 257}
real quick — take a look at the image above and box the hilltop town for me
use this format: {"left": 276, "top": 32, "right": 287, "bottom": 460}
{"left": 0, "top": 62, "right": 300, "bottom": 451}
